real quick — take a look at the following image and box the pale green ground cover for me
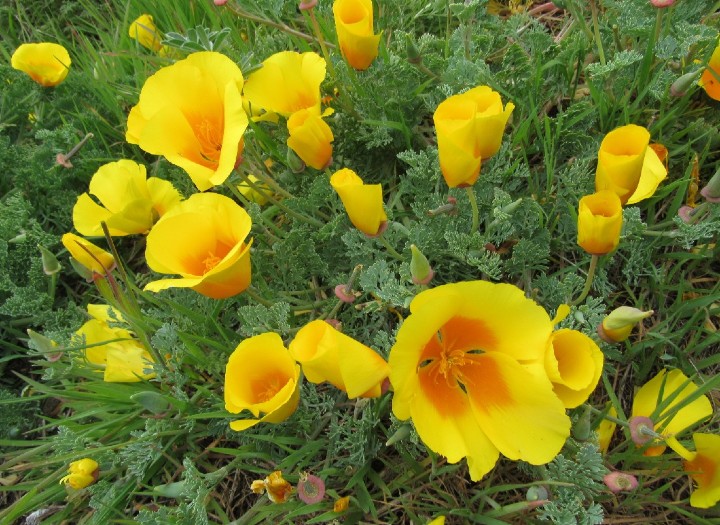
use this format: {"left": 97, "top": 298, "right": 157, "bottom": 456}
{"left": 0, "top": 0, "right": 719, "bottom": 523}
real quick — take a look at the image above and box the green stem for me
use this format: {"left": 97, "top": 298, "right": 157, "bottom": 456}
{"left": 589, "top": 0, "right": 606, "bottom": 66}
{"left": 571, "top": 254, "right": 599, "bottom": 306}
{"left": 465, "top": 186, "right": 479, "bottom": 234}
{"left": 244, "top": 287, "right": 273, "bottom": 307}
{"left": 377, "top": 233, "right": 404, "bottom": 261}
{"left": 303, "top": 8, "right": 336, "bottom": 81}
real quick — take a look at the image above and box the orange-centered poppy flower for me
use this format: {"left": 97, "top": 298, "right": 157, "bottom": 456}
{"left": 243, "top": 51, "right": 326, "bottom": 117}
{"left": 289, "top": 319, "right": 389, "bottom": 398}
{"left": 73, "top": 159, "right": 182, "bottom": 237}
{"left": 11, "top": 42, "right": 71, "bottom": 87}
{"left": 332, "top": 0, "right": 382, "bottom": 70}
{"left": 126, "top": 52, "right": 248, "bottom": 191}
{"left": 389, "top": 281, "right": 570, "bottom": 481}
{"left": 631, "top": 369, "right": 713, "bottom": 456}
{"left": 577, "top": 190, "right": 623, "bottom": 256}
{"left": 144, "top": 193, "right": 252, "bottom": 299}
{"left": 699, "top": 42, "right": 720, "bottom": 101}
{"left": 330, "top": 168, "right": 387, "bottom": 236}
{"left": 225, "top": 333, "right": 301, "bottom": 431}
{"left": 433, "top": 86, "right": 514, "bottom": 188}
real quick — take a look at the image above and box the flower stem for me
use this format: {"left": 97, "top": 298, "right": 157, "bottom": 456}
{"left": 303, "top": 8, "right": 336, "bottom": 81}
{"left": 377, "top": 234, "right": 404, "bottom": 261}
{"left": 465, "top": 186, "right": 479, "bottom": 234}
{"left": 589, "top": 0, "right": 606, "bottom": 66}
{"left": 571, "top": 254, "right": 599, "bottom": 306}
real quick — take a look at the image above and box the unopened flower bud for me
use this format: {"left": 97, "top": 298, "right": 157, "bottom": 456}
{"left": 571, "top": 405, "right": 593, "bottom": 441}
{"left": 526, "top": 486, "right": 549, "bottom": 502}
{"left": 334, "top": 284, "right": 356, "bottom": 303}
{"left": 299, "top": 0, "right": 317, "bottom": 9}
{"left": 410, "top": 245, "right": 434, "bottom": 285}
{"left": 598, "top": 306, "right": 654, "bottom": 343}
{"left": 650, "top": 0, "right": 675, "bottom": 6}
{"left": 670, "top": 70, "right": 700, "bottom": 97}
{"left": 700, "top": 168, "right": 720, "bottom": 203}
{"left": 286, "top": 148, "right": 306, "bottom": 173}
{"left": 604, "top": 471, "right": 639, "bottom": 493}
{"left": 214, "top": 0, "right": 228, "bottom": 5}
{"left": 405, "top": 34, "right": 422, "bottom": 65}
{"left": 39, "top": 245, "right": 61, "bottom": 276}
{"left": 386, "top": 423, "right": 412, "bottom": 446}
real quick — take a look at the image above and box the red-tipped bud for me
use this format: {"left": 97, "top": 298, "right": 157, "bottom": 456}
{"left": 629, "top": 416, "right": 656, "bottom": 446}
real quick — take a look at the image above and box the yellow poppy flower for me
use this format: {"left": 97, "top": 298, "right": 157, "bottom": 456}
{"left": 330, "top": 168, "right": 387, "bottom": 236}
{"left": 144, "top": 193, "right": 253, "bottom": 299}
{"left": 576, "top": 190, "right": 623, "bottom": 256}
{"left": 289, "top": 319, "right": 390, "bottom": 398}
{"left": 699, "top": 42, "right": 720, "bottom": 101}
{"left": 287, "top": 107, "right": 334, "bottom": 170}
{"left": 683, "top": 433, "right": 720, "bottom": 509}
{"left": 433, "top": 86, "right": 514, "bottom": 188}
{"left": 332, "top": 0, "right": 382, "bottom": 70}
{"left": 126, "top": 52, "right": 248, "bottom": 191}
{"left": 594, "top": 124, "right": 651, "bottom": 204}
{"left": 11, "top": 43, "right": 71, "bottom": 87}
{"left": 73, "top": 159, "right": 182, "bottom": 237}
{"left": 243, "top": 51, "right": 326, "bottom": 117}
{"left": 225, "top": 333, "right": 300, "bottom": 431}
{"left": 76, "top": 305, "right": 155, "bottom": 382}
{"left": 631, "top": 369, "right": 713, "bottom": 456}
{"left": 60, "top": 458, "right": 98, "bottom": 489}
{"left": 128, "top": 14, "right": 164, "bottom": 53}
{"left": 544, "top": 329, "right": 603, "bottom": 409}
{"left": 389, "top": 281, "right": 570, "bottom": 481}
{"left": 61, "top": 233, "right": 115, "bottom": 277}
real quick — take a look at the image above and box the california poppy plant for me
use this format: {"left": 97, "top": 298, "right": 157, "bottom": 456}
{"left": 144, "top": 193, "right": 253, "bottom": 299}
{"left": 389, "top": 281, "right": 570, "bottom": 481}
{"left": 594, "top": 124, "right": 668, "bottom": 205}
{"left": 631, "top": 369, "right": 713, "bottom": 456}
{"left": 433, "top": 86, "right": 514, "bottom": 188}
{"left": 243, "top": 51, "right": 326, "bottom": 117}
{"left": 126, "top": 52, "right": 248, "bottom": 191}
{"left": 61, "top": 233, "right": 115, "bottom": 278}
{"left": 699, "top": 42, "right": 720, "bottom": 101}
{"left": 287, "top": 108, "right": 334, "bottom": 170}
{"left": 577, "top": 190, "right": 623, "bottom": 256}
{"left": 544, "top": 329, "right": 603, "bottom": 409}
{"left": 289, "top": 319, "right": 389, "bottom": 398}
{"left": 225, "top": 333, "right": 301, "bottom": 431}
{"left": 73, "top": 159, "right": 182, "bottom": 237}
{"left": 76, "top": 305, "right": 155, "bottom": 383}
{"left": 330, "top": 168, "right": 387, "bottom": 236}
{"left": 11, "top": 42, "right": 71, "bottom": 87}
{"left": 128, "top": 14, "right": 164, "bottom": 53}
{"left": 333, "top": 0, "right": 382, "bottom": 70}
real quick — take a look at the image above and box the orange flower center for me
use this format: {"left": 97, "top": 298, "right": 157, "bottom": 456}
{"left": 193, "top": 118, "right": 223, "bottom": 165}
{"left": 252, "top": 373, "right": 286, "bottom": 403}
{"left": 685, "top": 454, "right": 715, "bottom": 488}
{"left": 202, "top": 253, "right": 222, "bottom": 274}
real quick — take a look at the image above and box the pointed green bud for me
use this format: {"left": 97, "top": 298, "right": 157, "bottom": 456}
{"left": 286, "top": 148, "right": 305, "bottom": 173}
{"left": 571, "top": 405, "right": 593, "bottom": 441}
{"left": 153, "top": 481, "right": 186, "bottom": 498}
{"left": 410, "top": 244, "right": 434, "bottom": 285}
{"left": 405, "top": 34, "right": 422, "bottom": 65}
{"left": 700, "top": 168, "right": 720, "bottom": 203}
{"left": 69, "top": 256, "right": 94, "bottom": 282}
{"left": 386, "top": 423, "right": 412, "bottom": 446}
{"left": 670, "top": 70, "right": 700, "bottom": 97}
{"left": 27, "top": 329, "right": 61, "bottom": 361}
{"left": 598, "top": 306, "right": 653, "bottom": 343}
{"left": 39, "top": 245, "right": 61, "bottom": 276}
{"left": 131, "top": 391, "right": 171, "bottom": 415}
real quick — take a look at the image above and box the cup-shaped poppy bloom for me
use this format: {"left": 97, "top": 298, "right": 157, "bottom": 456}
{"left": 225, "top": 333, "right": 301, "bottom": 431}
{"left": 389, "top": 281, "right": 570, "bottom": 481}
{"left": 598, "top": 306, "right": 654, "bottom": 343}
{"left": 289, "top": 319, "right": 390, "bottom": 398}
{"left": 243, "top": 51, "right": 326, "bottom": 117}
{"left": 577, "top": 190, "right": 623, "bottom": 256}
{"left": 683, "top": 433, "right": 720, "bottom": 508}
{"left": 330, "top": 168, "right": 387, "bottom": 236}
{"left": 76, "top": 304, "right": 155, "bottom": 382}
{"left": 543, "top": 329, "right": 603, "bottom": 409}
{"left": 433, "top": 86, "right": 515, "bottom": 188}
{"left": 287, "top": 107, "right": 334, "bottom": 170}
{"left": 699, "top": 42, "right": 720, "bottom": 101}
{"left": 332, "top": 0, "right": 382, "bottom": 70}
{"left": 126, "top": 52, "right": 248, "bottom": 191}
{"left": 128, "top": 14, "right": 164, "bottom": 53}
{"left": 631, "top": 369, "right": 713, "bottom": 456}
{"left": 595, "top": 124, "right": 651, "bottom": 204}
{"left": 11, "top": 43, "right": 71, "bottom": 87}
{"left": 61, "top": 233, "right": 115, "bottom": 277}
{"left": 73, "top": 159, "right": 182, "bottom": 237}
{"left": 144, "top": 193, "right": 253, "bottom": 299}
{"left": 60, "top": 458, "right": 99, "bottom": 489}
